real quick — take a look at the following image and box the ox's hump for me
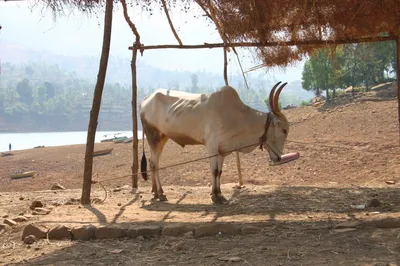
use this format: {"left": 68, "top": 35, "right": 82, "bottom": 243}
{"left": 214, "top": 85, "right": 242, "bottom": 104}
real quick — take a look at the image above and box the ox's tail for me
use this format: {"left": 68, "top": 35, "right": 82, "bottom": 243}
{"left": 140, "top": 129, "right": 148, "bottom": 181}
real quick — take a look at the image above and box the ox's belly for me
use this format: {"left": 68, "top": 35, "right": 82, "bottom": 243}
{"left": 166, "top": 132, "right": 203, "bottom": 147}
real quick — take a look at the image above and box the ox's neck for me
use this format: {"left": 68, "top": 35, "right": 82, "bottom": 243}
{"left": 219, "top": 108, "right": 270, "bottom": 154}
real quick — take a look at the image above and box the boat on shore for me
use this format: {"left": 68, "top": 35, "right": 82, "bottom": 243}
{"left": 93, "top": 148, "right": 114, "bottom": 157}
{"left": 100, "top": 132, "right": 126, "bottom": 143}
{"left": 123, "top": 137, "right": 133, "bottom": 143}
{"left": 113, "top": 136, "right": 128, "bottom": 143}
{"left": 11, "top": 171, "right": 35, "bottom": 179}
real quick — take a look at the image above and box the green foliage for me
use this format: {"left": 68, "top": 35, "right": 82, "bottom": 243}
{"left": 301, "top": 41, "right": 396, "bottom": 101}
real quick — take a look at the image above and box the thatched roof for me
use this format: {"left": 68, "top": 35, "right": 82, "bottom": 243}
{"left": 35, "top": 0, "right": 400, "bottom": 68}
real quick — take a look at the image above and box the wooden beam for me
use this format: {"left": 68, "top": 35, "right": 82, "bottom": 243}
{"left": 129, "top": 35, "right": 395, "bottom": 50}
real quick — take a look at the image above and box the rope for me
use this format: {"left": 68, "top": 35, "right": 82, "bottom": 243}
{"left": 91, "top": 141, "right": 262, "bottom": 184}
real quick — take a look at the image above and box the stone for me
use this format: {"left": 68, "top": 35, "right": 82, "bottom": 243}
{"left": 32, "top": 208, "right": 51, "bottom": 215}
{"left": 0, "top": 223, "right": 11, "bottom": 235}
{"left": 334, "top": 221, "right": 361, "bottom": 229}
{"left": 362, "top": 218, "right": 400, "bottom": 228}
{"left": 94, "top": 226, "right": 126, "bottom": 239}
{"left": 241, "top": 225, "right": 262, "bottom": 235}
{"left": 22, "top": 224, "right": 49, "bottom": 239}
{"left": 4, "top": 218, "right": 17, "bottom": 226}
{"left": 30, "top": 200, "right": 43, "bottom": 210}
{"left": 24, "top": 235, "right": 38, "bottom": 244}
{"left": 162, "top": 223, "right": 194, "bottom": 237}
{"left": 13, "top": 216, "right": 29, "bottom": 223}
{"left": 113, "top": 187, "right": 122, "bottom": 192}
{"left": 195, "top": 223, "right": 241, "bottom": 237}
{"left": 126, "top": 225, "right": 161, "bottom": 238}
{"left": 71, "top": 225, "right": 97, "bottom": 240}
{"left": 48, "top": 225, "right": 73, "bottom": 240}
{"left": 368, "top": 198, "right": 381, "bottom": 207}
{"left": 51, "top": 183, "right": 66, "bottom": 190}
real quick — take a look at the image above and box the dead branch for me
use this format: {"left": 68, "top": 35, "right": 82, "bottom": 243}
{"left": 160, "top": 0, "right": 182, "bottom": 45}
{"left": 223, "top": 47, "right": 228, "bottom": 85}
{"left": 121, "top": 0, "right": 140, "bottom": 44}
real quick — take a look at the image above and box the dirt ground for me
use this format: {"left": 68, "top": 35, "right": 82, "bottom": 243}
{"left": 1, "top": 91, "right": 400, "bottom": 265}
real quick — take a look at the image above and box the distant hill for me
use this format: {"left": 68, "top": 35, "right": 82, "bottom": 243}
{"left": 0, "top": 40, "right": 314, "bottom": 101}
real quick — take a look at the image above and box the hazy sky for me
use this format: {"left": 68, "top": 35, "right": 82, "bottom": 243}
{"left": 0, "top": 1, "right": 304, "bottom": 82}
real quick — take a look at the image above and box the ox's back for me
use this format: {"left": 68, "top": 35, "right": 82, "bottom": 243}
{"left": 140, "top": 87, "right": 255, "bottom": 147}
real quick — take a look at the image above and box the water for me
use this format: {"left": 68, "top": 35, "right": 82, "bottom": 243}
{"left": 0, "top": 131, "right": 143, "bottom": 152}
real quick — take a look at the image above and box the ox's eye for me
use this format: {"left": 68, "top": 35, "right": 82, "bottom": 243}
{"left": 282, "top": 129, "right": 287, "bottom": 135}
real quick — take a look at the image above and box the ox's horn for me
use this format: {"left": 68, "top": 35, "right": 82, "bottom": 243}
{"left": 273, "top": 82, "right": 288, "bottom": 118}
{"left": 269, "top": 81, "right": 281, "bottom": 115}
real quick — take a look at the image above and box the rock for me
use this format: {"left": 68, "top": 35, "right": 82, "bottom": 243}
{"left": 22, "top": 224, "right": 49, "bottom": 239}
{"left": 195, "top": 223, "right": 240, "bottom": 237}
{"left": 48, "top": 225, "right": 73, "bottom": 240}
{"left": 51, "top": 183, "right": 66, "bottom": 190}
{"left": 4, "top": 219, "right": 17, "bottom": 226}
{"left": 113, "top": 187, "right": 122, "bottom": 192}
{"left": 0, "top": 223, "right": 11, "bottom": 235}
{"left": 334, "top": 221, "right": 361, "bottom": 229}
{"left": 162, "top": 223, "right": 194, "bottom": 237}
{"left": 30, "top": 200, "right": 44, "bottom": 210}
{"left": 13, "top": 216, "right": 28, "bottom": 223}
{"left": 385, "top": 180, "right": 396, "bottom": 185}
{"left": 218, "top": 256, "right": 243, "bottom": 262}
{"left": 32, "top": 208, "right": 51, "bottom": 215}
{"left": 332, "top": 228, "right": 357, "bottom": 233}
{"left": 136, "top": 235, "right": 145, "bottom": 241}
{"left": 362, "top": 218, "right": 400, "bottom": 228}
{"left": 71, "top": 225, "right": 97, "bottom": 240}
{"left": 368, "top": 198, "right": 381, "bottom": 207}
{"left": 241, "top": 225, "right": 261, "bottom": 235}
{"left": 126, "top": 225, "right": 161, "bottom": 238}
{"left": 95, "top": 226, "right": 126, "bottom": 239}
{"left": 2, "top": 214, "right": 8, "bottom": 218}
{"left": 24, "top": 235, "right": 38, "bottom": 244}
{"left": 19, "top": 197, "right": 24, "bottom": 200}
{"left": 121, "top": 185, "right": 132, "bottom": 190}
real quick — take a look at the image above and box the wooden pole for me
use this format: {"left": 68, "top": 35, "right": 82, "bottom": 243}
{"left": 81, "top": 0, "right": 113, "bottom": 205}
{"left": 128, "top": 35, "right": 396, "bottom": 51}
{"left": 396, "top": 35, "right": 400, "bottom": 141}
{"left": 121, "top": 0, "right": 141, "bottom": 190}
{"left": 131, "top": 45, "right": 139, "bottom": 189}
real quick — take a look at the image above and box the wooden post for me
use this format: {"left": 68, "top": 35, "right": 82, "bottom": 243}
{"left": 81, "top": 0, "right": 113, "bottom": 205}
{"left": 223, "top": 47, "right": 244, "bottom": 187}
{"left": 396, "top": 35, "right": 400, "bottom": 141}
{"left": 131, "top": 45, "right": 139, "bottom": 189}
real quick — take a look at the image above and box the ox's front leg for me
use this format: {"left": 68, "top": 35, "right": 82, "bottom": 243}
{"left": 209, "top": 154, "right": 227, "bottom": 205}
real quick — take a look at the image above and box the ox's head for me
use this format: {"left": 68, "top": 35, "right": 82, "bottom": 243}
{"left": 261, "top": 81, "right": 289, "bottom": 163}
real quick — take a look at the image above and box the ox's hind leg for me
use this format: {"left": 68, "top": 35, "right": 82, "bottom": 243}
{"left": 142, "top": 119, "right": 169, "bottom": 201}
{"left": 149, "top": 134, "right": 169, "bottom": 201}
{"left": 209, "top": 154, "right": 227, "bottom": 204}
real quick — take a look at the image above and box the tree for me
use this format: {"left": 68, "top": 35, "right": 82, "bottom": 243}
{"left": 81, "top": 0, "right": 113, "bottom": 205}
{"left": 16, "top": 78, "right": 33, "bottom": 105}
{"left": 191, "top": 74, "right": 199, "bottom": 93}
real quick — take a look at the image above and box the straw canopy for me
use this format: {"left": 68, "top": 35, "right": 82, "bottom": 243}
{"left": 35, "top": 0, "right": 400, "bottom": 67}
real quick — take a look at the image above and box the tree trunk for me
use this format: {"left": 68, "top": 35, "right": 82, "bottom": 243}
{"left": 325, "top": 88, "right": 330, "bottom": 102}
{"left": 81, "top": 0, "right": 113, "bottom": 205}
{"left": 131, "top": 46, "right": 139, "bottom": 189}
{"left": 396, "top": 35, "right": 400, "bottom": 141}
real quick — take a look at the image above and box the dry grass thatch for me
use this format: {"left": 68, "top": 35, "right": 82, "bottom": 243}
{"left": 35, "top": 0, "right": 400, "bottom": 67}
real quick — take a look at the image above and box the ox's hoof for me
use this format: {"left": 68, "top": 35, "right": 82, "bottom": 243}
{"left": 158, "top": 194, "right": 168, "bottom": 202}
{"left": 153, "top": 194, "right": 168, "bottom": 202}
{"left": 211, "top": 194, "right": 228, "bottom": 205}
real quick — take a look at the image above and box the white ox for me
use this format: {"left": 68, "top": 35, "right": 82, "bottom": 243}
{"left": 139, "top": 81, "right": 290, "bottom": 204}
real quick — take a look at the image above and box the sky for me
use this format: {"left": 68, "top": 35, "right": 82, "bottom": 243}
{"left": 0, "top": 0, "right": 305, "bottom": 82}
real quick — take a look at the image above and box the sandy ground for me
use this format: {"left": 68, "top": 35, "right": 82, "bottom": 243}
{"left": 1, "top": 91, "right": 400, "bottom": 265}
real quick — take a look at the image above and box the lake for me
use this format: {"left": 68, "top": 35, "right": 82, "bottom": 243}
{"left": 0, "top": 131, "right": 143, "bottom": 152}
